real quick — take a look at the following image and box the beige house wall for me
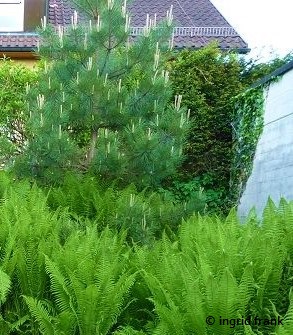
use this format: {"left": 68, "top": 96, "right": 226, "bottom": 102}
{"left": 14, "top": 58, "right": 38, "bottom": 68}
{"left": 0, "top": 51, "right": 38, "bottom": 68}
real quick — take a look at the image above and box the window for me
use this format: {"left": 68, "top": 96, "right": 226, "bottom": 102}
{"left": 23, "top": 0, "right": 46, "bottom": 32}
{"left": 0, "top": 0, "right": 46, "bottom": 33}
{"left": 0, "top": 0, "right": 24, "bottom": 32}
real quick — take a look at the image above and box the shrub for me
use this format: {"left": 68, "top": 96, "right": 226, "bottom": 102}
{"left": 169, "top": 44, "right": 244, "bottom": 212}
{"left": 0, "top": 58, "right": 38, "bottom": 167}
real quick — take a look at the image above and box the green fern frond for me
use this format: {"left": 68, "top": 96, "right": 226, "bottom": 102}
{"left": 0, "top": 268, "right": 11, "bottom": 306}
{"left": 152, "top": 298, "right": 186, "bottom": 335}
{"left": 238, "top": 262, "right": 255, "bottom": 314}
{"left": 276, "top": 288, "right": 293, "bottom": 335}
{"left": 23, "top": 296, "right": 55, "bottom": 335}
{"left": 113, "top": 325, "right": 147, "bottom": 335}
{"left": 44, "top": 256, "right": 73, "bottom": 314}
{"left": 243, "top": 324, "right": 261, "bottom": 334}
{"left": 7, "top": 314, "right": 30, "bottom": 332}
{"left": 54, "top": 310, "right": 76, "bottom": 334}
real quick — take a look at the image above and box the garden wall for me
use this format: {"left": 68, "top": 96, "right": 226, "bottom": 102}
{"left": 238, "top": 63, "right": 293, "bottom": 217}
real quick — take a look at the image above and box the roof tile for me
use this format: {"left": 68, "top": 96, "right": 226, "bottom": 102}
{"left": 0, "top": 0, "right": 248, "bottom": 52}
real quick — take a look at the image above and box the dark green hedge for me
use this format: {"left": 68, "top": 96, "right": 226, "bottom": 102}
{"left": 169, "top": 44, "right": 244, "bottom": 210}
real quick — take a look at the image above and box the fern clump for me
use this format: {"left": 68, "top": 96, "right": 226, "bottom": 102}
{"left": 135, "top": 202, "right": 293, "bottom": 334}
{"left": 24, "top": 228, "right": 136, "bottom": 335}
{"left": 47, "top": 172, "right": 206, "bottom": 244}
{"left": 1, "top": 173, "right": 293, "bottom": 334}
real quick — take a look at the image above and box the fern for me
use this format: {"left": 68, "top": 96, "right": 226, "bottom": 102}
{"left": 113, "top": 325, "right": 147, "bottom": 335}
{"left": 23, "top": 296, "right": 55, "bottom": 335}
{"left": 1, "top": 171, "right": 293, "bottom": 335}
{"left": 238, "top": 262, "right": 255, "bottom": 315}
{"left": 138, "top": 236, "right": 207, "bottom": 334}
{"left": 139, "top": 204, "right": 293, "bottom": 335}
{"left": 275, "top": 288, "right": 293, "bottom": 334}
{"left": 37, "top": 228, "right": 137, "bottom": 334}
{"left": 0, "top": 268, "right": 11, "bottom": 306}
{"left": 44, "top": 256, "right": 73, "bottom": 315}
{"left": 0, "top": 174, "right": 69, "bottom": 332}
{"left": 47, "top": 173, "right": 205, "bottom": 244}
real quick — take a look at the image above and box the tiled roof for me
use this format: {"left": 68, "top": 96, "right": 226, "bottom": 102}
{"left": 172, "top": 35, "right": 248, "bottom": 50}
{"left": 0, "top": 0, "right": 249, "bottom": 53}
{"left": 48, "top": 0, "right": 77, "bottom": 26}
{"left": 0, "top": 33, "right": 39, "bottom": 50}
{"left": 129, "top": 0, "right": 232, "bottom": 27}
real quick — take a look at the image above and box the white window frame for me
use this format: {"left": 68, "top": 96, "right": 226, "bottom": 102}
{"left": 0, "top": 0, "right": 24, "bottom": 32}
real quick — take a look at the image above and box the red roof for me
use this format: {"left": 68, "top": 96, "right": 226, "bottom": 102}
{"left": 0, "top": 34, "right": 38, "bottom": 49}
{"left": 0, "top": 0, "right": 249, "bottom": 53}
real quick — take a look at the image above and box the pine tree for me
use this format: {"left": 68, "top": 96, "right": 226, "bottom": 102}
{"left": 15, "top": 0, "right": 189, "bottom": 188}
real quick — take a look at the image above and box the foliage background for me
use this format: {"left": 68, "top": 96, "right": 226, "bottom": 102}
{"left": 0, "top": 58, "right": 38, "bottom": 166}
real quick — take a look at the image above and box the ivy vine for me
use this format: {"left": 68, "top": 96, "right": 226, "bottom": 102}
{"left": 230, "top": 86, "right": 265, "bottom": 204}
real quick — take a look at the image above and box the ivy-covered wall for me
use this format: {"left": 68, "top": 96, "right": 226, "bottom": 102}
{"left": 238, "top": 66, "right": 293, "bottom": 217}
{"left": 230, "top": 87, "right": 265, "bottom": 205}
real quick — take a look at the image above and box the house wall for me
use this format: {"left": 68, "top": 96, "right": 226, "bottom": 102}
{"left": 238, "top": 68, "right": 293, "bottom": 218}
{"left": 14, "top": 59, "right": 38, "bottom": 68}
{"left": 0, "top": 52, "right": 38, "bottom": 68}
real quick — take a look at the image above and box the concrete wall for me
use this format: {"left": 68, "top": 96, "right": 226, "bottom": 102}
{"left": 238, "top": 68, "right": 293, "bottom": 218}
